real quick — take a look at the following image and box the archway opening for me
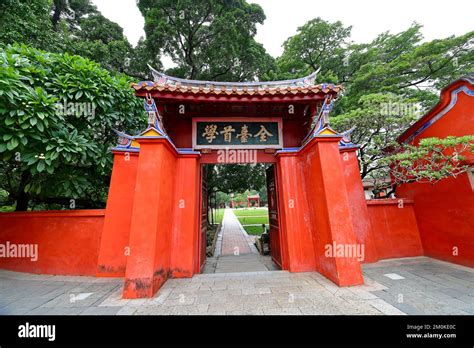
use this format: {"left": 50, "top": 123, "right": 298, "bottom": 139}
{"left": 199, "top": 162, "right": 282, "bottom": 274}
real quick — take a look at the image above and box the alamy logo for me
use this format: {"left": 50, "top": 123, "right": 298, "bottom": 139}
{"left": 217, "top": 148, "right": 257, "bottom": 164}
{"left": 324, "top": 242, "right": 365, "bottom": 262}
{"left": 55, "top": 100, "right": 96, "bottom": 118}
{"left": 0, "top": 242, "right": 38, "bottom": 261}
{"left": 18, "top": 322, "right": 55, "bottom": 341}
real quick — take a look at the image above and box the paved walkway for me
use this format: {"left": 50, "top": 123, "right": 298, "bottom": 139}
{"left": 1, "top": 257, "right": 473, "bottom": 315}
{"left": 220, "top": 208, "right": 252, "bottom": 255}
{"left": 204, "top": 208, "right": 277, "bottom": 274}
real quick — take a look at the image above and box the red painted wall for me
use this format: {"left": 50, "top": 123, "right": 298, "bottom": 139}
{"left": 123, "top": 139, "right": 176, "bottom": 298}
{"left": 171, "top": 156, "right": 200, "bottom": 277}
{"left": 121, "top": 138, "right": 201, "bottom": 298}
{"left": 367, "top": 199, "right": 423, "bottom": 260}
{"left": 397, "top": 175, "right": 474, "bottom": 267}
{"left": 276, "top": 155, "right": 315, "bottom": 272}
{"left": 302, "top": 139, "right": 363, "bottom": 286}
{"left": 0, "top": 210, "right": 104, "bottom": 276}
{"left": 97, "top": 152, "right": 139, "bottom": 277}
{"left": 340, "top": 149, "right": 379, "bottom": 263}
{"left": 166, "top": 119, "right": 193, "bottom": 148}
{"left": 282, "top": 119, "right": 307, "bottom": 147}
{"left": 276, "top": 137, "right": 364, "bottom": 286}
{"left": 397, "top": 80, "right": 474, "bottom": 268}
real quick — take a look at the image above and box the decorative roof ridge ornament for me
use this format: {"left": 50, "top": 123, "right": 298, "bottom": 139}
{"left": 307, "top": 95, "right": 338, "bottom": 138}
{"left": 113, "top": 129, "right": 134, "bottom": 140}
{"left": 111, "top": 97, "right": 171, "bottom": 151}
{"left": 143, "top": 93, "right": 167, "bottom": 137}
{"left": 112, "top": 129, "right": 138, "bottom": 151}
{"left": 148, "top": 64, "right": 320, "bottom": 90}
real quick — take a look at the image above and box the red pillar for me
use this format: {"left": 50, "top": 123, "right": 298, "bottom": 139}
{"left": 276, "top": 154, "right": 316, "bottom": 271}
{"left": 340, "top": 148, "right": 379, "bottom": 263}
{"left": 301, "top": 137, "right": 364, "bottom": 286}
{"left": 170, "top": 154, "right": 200, "bottom": 278}
{"left": 97, "top": 150, "right": 139, "bottom": 277}
{"left": 122, "top": 138, "right": 177, "bottom": 299}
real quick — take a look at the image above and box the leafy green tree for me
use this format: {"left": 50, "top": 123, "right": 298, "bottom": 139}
{"left": 379, "top": 136, "right": 474, "bottom": 196}
{"left": 126, "top": 38, "right": 163, "bottom": 80}
{"left": 215, "top": 191, "right": 230, "bottom": 207}
{"left": 342, "top": 24, "right": 474, "bottom": 111}
{"left": 54, "top": 4, "right": 141, "bottom": 75}
{"left": 0, "top": 0, "right": 59, "bottom": 51}
{"left": 65, "top": 13, "right": 136, "bottom": 74}
{"left": 275, "top": 17, "right": 352, "bottom": 82}
{"left": 277, "top": 20, "right": 473, "bottom": 110}
{"left": 51, "top": 0, "right": 97, "bottom": 29}
{"left": 332, "top": 93, "right": 420, "bottom": 179}
{"left": 0, "top": 44, "right": 146, "bottom": 211}
{"left": 206, "top": 164, "right": 269, "bottom": 194}
{"left": 1, "top": 0, "right": 143, "bottom": 76}
{"left": 137, "top": 0, "right": 275, "bottom": 81}
{"left": 277, "top": 19, "right": 474, "bottom": 179}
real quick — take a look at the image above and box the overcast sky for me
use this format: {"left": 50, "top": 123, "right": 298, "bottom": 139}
{"left": 93, "top": 0, "right": 473, "bottom": 62}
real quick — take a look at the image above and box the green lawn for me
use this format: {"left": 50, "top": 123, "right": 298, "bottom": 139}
{"left": 243, "top": 225, "right": 268, "bottom": 235}
{"left": 233, "top": 207, "right": 268, "bottom": 217}
{"left": 233, "top": 208, "right": 269, "bottom": 235}
{"left": 236, "top": 216, "right": 269, "bottom": 225}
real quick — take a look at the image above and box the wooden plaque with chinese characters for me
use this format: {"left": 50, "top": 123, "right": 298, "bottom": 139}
{"left": 192, "top": 117, "right": 283, "bottom": 149}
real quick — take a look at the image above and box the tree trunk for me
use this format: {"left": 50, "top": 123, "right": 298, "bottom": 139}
{"left": 15, "top": 193, "right": 29, "bottom": 211}
{"left": 15, "top": 171, "right": 31, "bottom": 211}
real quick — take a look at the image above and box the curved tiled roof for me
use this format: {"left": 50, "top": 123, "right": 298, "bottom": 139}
{"left": 131, "top": 68, "right": 342, "bottom": 96}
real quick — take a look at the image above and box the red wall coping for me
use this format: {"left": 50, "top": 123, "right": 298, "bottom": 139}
{"left": 398, "top": 79, "right": 474, "bottom": 143}
{"left": 0, "top": 209, "right": 105, "bottom": 218}
{"left": 366, "top": 198, "right": 414, "bottom": 205}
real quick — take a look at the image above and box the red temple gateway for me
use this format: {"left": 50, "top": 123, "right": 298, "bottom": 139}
{"left": 9, "top": 71, "right": 474, "bottom": 300}
{"left": 96, "top": 70, "right": 378, "bottom": 299}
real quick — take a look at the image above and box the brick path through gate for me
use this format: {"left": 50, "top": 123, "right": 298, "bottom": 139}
{"left": 220, "top": 209, "right": 253, "bottom": 255}
{"left": 203, "top": 208, "right": 277, "bottom": 274}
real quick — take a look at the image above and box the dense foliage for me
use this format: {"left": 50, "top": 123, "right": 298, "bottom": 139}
{"left": 206, "top": 164, "right": 269, "bottom": 194}
{"left": 331, "top": 93, "right": 421, "bottom": 179}
{"left": 1, "top": 0, "right": 473, "bottom": 209}
{"left": 380, "top": 136, "right": 474, "bottom": 194}
{"left": 0, "top": 0, "right": 158, "bottom": 79}
{"left": 0, "top": 44, "right": 146, "bottom": 210}
{"left": 137, "top": 0, "right": 275, "bottom": 81}
{"left": 274, "top": 18, "right": 473, "bottom": 182}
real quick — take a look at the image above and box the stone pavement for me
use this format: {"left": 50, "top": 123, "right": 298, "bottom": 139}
{"left": 204, "top": 254, "right": 279, "bottom": 274}
{"left": 363, "top": 257, "right": 474, "bottom": 315}
{"left": 0, "top": 257, "right": 473, "bottom": 315}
